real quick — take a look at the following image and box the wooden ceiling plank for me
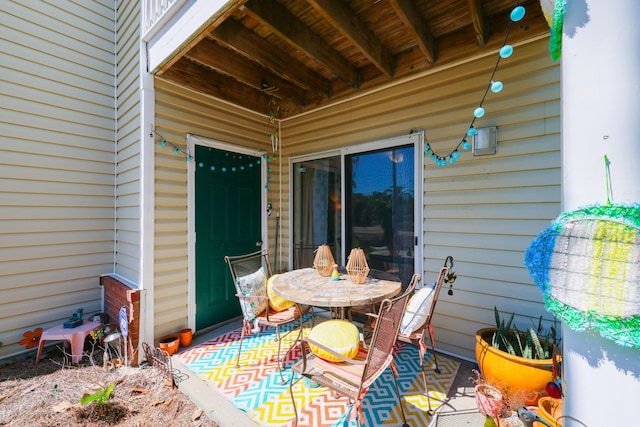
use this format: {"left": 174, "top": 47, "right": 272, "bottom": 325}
{"left": 389, "top": 0, "right": 437, "bottom": 63}
{"left": 186, "top": 37, "right": 311, "bottom": 106}
{"left": 326, "top": 8, "right": 549, "bottom": 107}
{"left": 306, "top": 0, "right": 394, "bottom": 78}
{"left": 466, "top": 0, "right": 487, "bottom": 47}
{"left": 161, "top": 57, "right": 272, "bottom": 114}
{"left": 211, "top": 19, "right": 330, "bottom": 97}
{"left": 243, "top": 0, "right": 357, "bottom": 88}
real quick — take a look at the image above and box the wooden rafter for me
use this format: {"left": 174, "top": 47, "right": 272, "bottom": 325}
{"left": 211, "top": 19, "right": 330, "bottom": 97}
{"left": 161, "top": 57, "right": 273, "bottom": 113}
{"left": 306, "top": 0, "right": 394, "bottom": 78}
{"left": 185, "top": 37, "right": 310, "bottom": 107}
{"left": 242, "top": 0, "right": 357, "bottom": 88}
{"left": 466, "top": 0, "right": 487, "bottom": 47}
{"left": 389, "top": 0, "right": 437, "bottom": 64}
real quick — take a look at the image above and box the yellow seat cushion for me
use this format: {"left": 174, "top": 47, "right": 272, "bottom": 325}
{"left": 308, "top": 320, "right": 360, "bottom": 362}
{"left": 266, "top": 274, "right": 295, "bottom": 312}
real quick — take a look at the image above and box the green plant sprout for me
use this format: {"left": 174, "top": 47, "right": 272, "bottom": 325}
{"left": 80, "top": 383, "right": 114, "bottom": 406}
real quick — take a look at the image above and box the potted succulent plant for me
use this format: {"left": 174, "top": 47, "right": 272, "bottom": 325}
{"left": 475, "top": 307, "right": 560, "bottom": 407}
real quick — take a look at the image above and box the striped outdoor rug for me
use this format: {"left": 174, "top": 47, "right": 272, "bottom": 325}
{"left": 175, "top": 315, "right": 459, "bottom": 427}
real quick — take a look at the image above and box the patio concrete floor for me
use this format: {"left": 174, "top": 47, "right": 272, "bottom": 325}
{"left": 171, "top": 316, "right": 486, "bottom": 427}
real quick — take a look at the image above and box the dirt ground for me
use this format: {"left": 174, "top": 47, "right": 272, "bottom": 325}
{"left": 0, "top": 346, "right": 218, "bottom": 427}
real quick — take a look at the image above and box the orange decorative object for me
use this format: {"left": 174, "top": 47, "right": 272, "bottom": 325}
{"left": 179, "top": 328, "right": 193, "bottom": 347}
{"left": 313, "top": 245, "right": 335, "bottom": 277}
{"left": 158, "top": 334, "right": 180, "bottom": 355}
{"left": 19, "top": 327, "right": 43, "bottom": 349}
{"left": 346, "top": 248, "right": 369, "bottom": 284}
{"left": 537, "top": 396, "right": 563, "bottom": 427}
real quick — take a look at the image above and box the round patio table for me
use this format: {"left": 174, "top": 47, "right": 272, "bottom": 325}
{"left": 270, "top": 267, "right": 401, "bottom": 313}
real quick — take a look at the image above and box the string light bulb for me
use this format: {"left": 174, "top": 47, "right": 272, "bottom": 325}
{"left": 510, "top": 6, "right": 526, "bottom": 21}
{"left": 500, "top": 45, "right": 514, "bottom": 58}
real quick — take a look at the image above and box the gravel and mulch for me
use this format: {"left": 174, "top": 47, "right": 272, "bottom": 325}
{"left": 0, "top": 345, "right": 219, "bottom": 426}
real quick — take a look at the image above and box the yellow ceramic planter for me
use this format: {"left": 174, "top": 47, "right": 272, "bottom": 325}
{"left": 475, "top": 328, "right": 554, "bottom": 404}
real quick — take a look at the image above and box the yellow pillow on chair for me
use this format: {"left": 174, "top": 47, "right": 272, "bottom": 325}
{"left": 266, "top": 274, "right": 295, "bottom": 312}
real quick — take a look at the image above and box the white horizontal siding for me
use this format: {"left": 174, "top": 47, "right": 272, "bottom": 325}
{"left": 0, "top": 0, "right": 116, "bottom": 359}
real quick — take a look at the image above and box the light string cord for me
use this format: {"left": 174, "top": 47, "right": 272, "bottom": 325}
{"left": 425, "top": 0, "right": 522, "bottom": 166}
{"left": 475, "top": 9, "right": 516, "bottom": 119}
{"left": 152, "top": 126, "right": 276, "bottom": 189}
{"left": 152, "top": 128, "right": 193, "bottom": 161}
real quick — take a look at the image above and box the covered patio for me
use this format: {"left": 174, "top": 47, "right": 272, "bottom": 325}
{"left": 145, "top": 0, "right": 557, "bottom": 365}
{"left": 4, "top": 0, "right": 640, "bottom": 426}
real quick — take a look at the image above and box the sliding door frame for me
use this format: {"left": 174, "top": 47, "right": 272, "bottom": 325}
{"left": 289, "top": 132, "right": 424, "bottom": 277}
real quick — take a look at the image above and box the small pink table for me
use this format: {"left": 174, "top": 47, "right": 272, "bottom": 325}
{"left": 36, "top": 320, "right": 102, "bottom": 363}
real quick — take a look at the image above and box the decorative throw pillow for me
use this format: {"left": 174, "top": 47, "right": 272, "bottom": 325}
{"left": 308, "top": 320, "right": 360, "bottom": 362}
{"left": 400, "top": 282, "right": 436, "bottom": 336}
{"left": 236, "top": 267, "right": 268, "bottom": 321}
{"left": 266, "top": 274, "right": 295, "bottom": 312}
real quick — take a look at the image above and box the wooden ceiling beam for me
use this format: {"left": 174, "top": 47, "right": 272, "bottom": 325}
{"left": 185, "top": 37, "right": 312, "bottom": 107}
{"left": 211, "top": 19, "right": 330, "bottom": 97}
{"left": 306, "top": 0, "right": 394, "bottom": 78}
{"left": 161, "top": 57, "right": 272, "bottom": 114}
{"left": 242, "top": 0, "right": 357, "bottom": 88}
{"left": 466, "top": 0, "right": 487, "bottom": 47}
{"left": 389, "top": 0, "right": 437, "bottom": 64}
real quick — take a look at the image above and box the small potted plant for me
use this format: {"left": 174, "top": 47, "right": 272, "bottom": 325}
{"left": 475, "top": 307, "right": 560, "bottom": 407}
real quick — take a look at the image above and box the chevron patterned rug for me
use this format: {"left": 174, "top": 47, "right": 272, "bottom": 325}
{"left": 175, "top": 315, "right": 459, "bottom": 427}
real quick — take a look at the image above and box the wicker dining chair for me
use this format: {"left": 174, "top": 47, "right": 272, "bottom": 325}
{"left": 288, "top": 273, "right": 420, "bottom": 427}
{"left": 224, "top": 249, "right": 309, "bottom": 383}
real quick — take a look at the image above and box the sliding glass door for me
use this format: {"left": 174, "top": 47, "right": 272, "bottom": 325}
{"left": 345, "top": 145, "right": 415, "bottom": 286}
{"left": 291, "top": 133, "right": 422, "bottom": 286}
{"left": 292, "top": 156, "right": 342, "bottom": 269}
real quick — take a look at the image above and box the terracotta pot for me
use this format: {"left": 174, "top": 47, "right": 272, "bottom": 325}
{"left": 179, "top": 328, "right": 193, "bottom": 347}
{"left": 537, "top": 396, "right": 563, "bottom": 427}
{"left": 475, "top": 328, "right": 554, "bottom": 401}
{"left": 158, "top": 334, "right": 180, "bottom": 355}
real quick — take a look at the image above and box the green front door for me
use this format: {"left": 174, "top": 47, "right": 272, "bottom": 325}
{"left": 195, "top": 145, "right": 263, "bottom": 330}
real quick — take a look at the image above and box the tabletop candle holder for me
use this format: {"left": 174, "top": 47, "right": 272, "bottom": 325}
{"left": 313, "top": 244, "right": 335, "bottom": 277}
{"left": 346, "top": 248, "right": 370, "bottom": 284}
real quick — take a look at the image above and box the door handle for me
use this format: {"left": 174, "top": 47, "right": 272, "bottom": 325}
{"left": 256, "top": 241, "right": 263, "bottom": 247}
